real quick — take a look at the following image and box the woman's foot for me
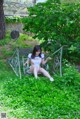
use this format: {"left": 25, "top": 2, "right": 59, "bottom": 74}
{"left": 50, "top": 77, "right": 54, "bottom": 82}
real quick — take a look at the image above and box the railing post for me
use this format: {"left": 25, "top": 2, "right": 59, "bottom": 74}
{"left": 16, "top": 48, "right": 22, "bottom": 79}
{"left": 60, "top": 47, "right": 63, "bottom": 76}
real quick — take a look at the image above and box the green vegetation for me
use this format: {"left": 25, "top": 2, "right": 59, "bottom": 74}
{"left": 0, "top": 32, "right": 39, "bottom": 59}
{"left": 23, "top": 0, "right": 80, "bottom": 64}
{"left": 0, "top": 60, "right": 80, "bottom": 119}
{"left": 0, "top": 31, "right": 11, "bottom": 46}
{"left": 0, "top": 32, "right": 37, "bottom": 47}
{"left": 5, "top": 16, "right": 25, "bottom": 23}
{"left": 0, "top": 32, "right": 80, "bottom": 118}
{"left": 0, "top": 0, "right": 80, "bottom": 118}
{"left": 0, "top": 31, "right": 80, "bottom": 119}
{"left": 61, "top": 0, "right": 80, "bottom": 4}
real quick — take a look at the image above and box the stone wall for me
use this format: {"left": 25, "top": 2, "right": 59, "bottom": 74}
{"left": 5, "top": 23, "right": 24, "bottom": 33}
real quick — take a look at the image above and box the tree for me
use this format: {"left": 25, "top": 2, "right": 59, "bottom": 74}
{"left": 0, "top": 0, "right": 5, "bottom": 40}
{"left": 23, "top": 0, "right": 80, "bottom": 63}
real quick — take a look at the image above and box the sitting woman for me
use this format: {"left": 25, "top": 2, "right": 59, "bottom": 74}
{"left": 24, "top": 45, "right": 54, "bottom": 82}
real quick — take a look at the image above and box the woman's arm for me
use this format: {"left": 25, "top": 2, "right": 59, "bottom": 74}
{"left": 41, "top": 57, "right": 52, "bottom": 65}
{"left": 24, "top": 59, "right": 30, "bottom": 66}
{"left": 24, "top": 53, "right": 31, "bottom": 66}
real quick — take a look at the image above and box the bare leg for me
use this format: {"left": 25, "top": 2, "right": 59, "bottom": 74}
{"left": 29, "top": 65, "right": 39, "bottom": 79}
{"left": 39, "top": 67, "right": 54, "bottom": 81}
{"left": 39, "top": 67, "right": 51, "bottom": 78}
{"left": 33, "top": 66, "right": 39, "bottom": 79}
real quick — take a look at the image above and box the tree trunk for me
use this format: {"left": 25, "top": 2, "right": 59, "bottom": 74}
{"left": 0, "top": 0, "right": 5, "bottom": 40}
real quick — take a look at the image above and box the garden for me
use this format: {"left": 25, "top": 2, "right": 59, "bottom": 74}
{"left": 0, "top": 0, "right": 80, "bottom": 119}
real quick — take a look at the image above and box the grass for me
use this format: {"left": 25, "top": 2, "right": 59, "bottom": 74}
{"left": 0, "top": 60, "right": 80, "bottom": 119}
{"left": 0, "top": 32, "right": 38, "bottom": 47}
{"left": 0, "top": 32, "right": 80, "bottom": 119}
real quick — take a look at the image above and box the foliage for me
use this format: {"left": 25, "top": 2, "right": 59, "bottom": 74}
{"left": 0, "top": 60, "right": 80, "bottom": 119}
{"left": 11, "top": 33, "right": 35, "bottom": 48}
{"left": 61, "top": 0, "right": 80, "bottom": 4}
{"left": 23, "top": 0, "right": 80, "bottom": 63}
{"left": 0, "top": 31, "right": 10, "bottom": 46}
{"left": 0, "top": 32, "right": 38, "bottom": 59}
{"left": 62, "top": 64, "right": 80, "bottom": 86}
{"left": 0, "top": 31, "right": 36, "bottom": 48}
{"left": 5, "top": 16, "right": 25, "bottom": 23}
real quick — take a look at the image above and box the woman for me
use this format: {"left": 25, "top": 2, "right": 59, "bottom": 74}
{"left": 24, "top": 45, "right": 54, "bottom": 82}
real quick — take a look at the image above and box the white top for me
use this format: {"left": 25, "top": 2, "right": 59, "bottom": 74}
{"left": 28, "top": 53, "right": 44, "bottom": 66}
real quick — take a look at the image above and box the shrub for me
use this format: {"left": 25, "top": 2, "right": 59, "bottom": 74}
{"left": 62, "top": 65, "right": 80, "bottom": 86}
{"left": 23, "top": 0, "right": 80, "bottom": 63}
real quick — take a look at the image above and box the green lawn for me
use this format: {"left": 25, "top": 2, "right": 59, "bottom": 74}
{"left": 0, "top": 60, "right": 80, "bottom": 119}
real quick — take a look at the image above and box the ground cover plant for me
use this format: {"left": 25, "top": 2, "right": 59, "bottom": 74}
{"left": 0, "top": 59, "right": 80, "bottom": 119}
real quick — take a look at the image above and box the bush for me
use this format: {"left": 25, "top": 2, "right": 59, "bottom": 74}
{"left": 62, "top": 65, "right": 80, "bottom": 86}
{"left": 5, "top": 16, "right": 24, "bottom": 23}
{"left": 23, "top": 1, "right": 80, "bottom": 63}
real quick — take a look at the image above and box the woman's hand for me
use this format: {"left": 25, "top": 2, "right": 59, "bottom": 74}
{"left": 24, "top": 59, "right": 29, "bottom": 66}
{"left": 47, "top": 57, "right": 52, "bottom": 61}
{"left": 24, "top": 63, "right": 26, "bottom": 66}
{"left": 41, "top": 57, "right": 52, "bottom": 64}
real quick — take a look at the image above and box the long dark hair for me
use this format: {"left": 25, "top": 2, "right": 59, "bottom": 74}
{"left": 31, "top": 45, "right": 42, "bottom": 58}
